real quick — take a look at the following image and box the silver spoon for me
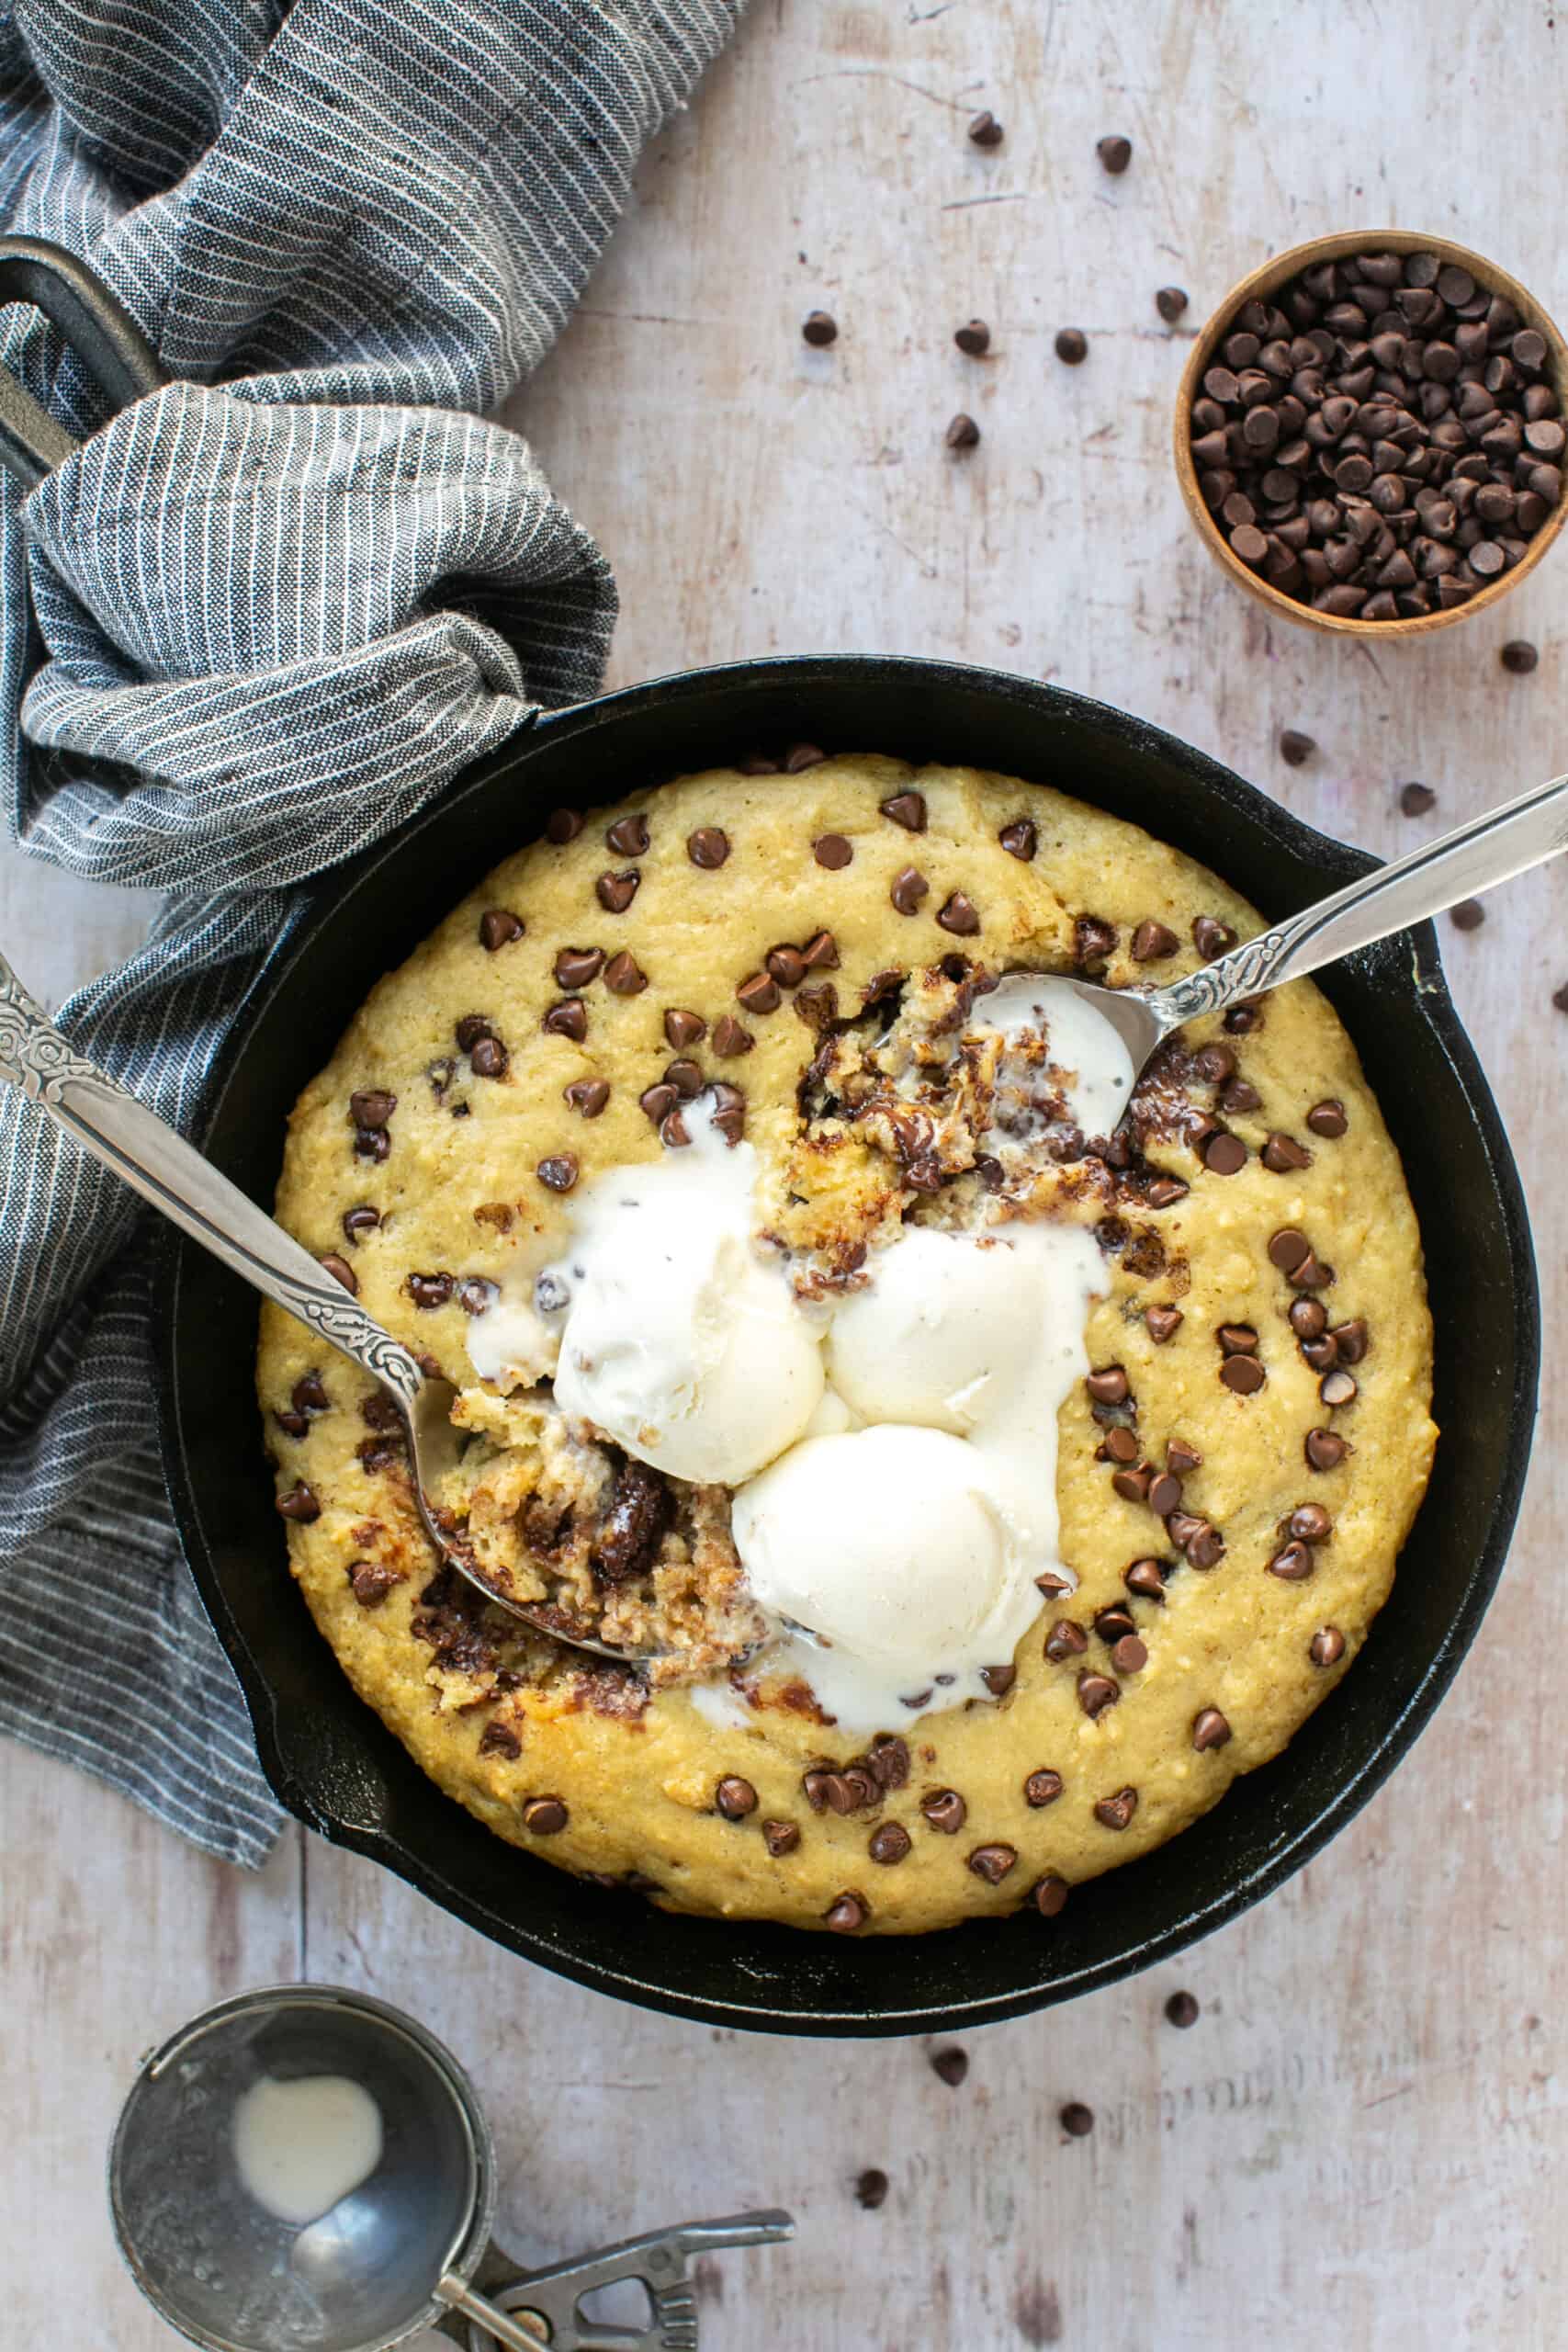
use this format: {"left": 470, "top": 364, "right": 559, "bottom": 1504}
{"left": 0, "top": 951, "right": 643, "bottom": 1663}
{"left": 1065, "top": 769, "right": 1568, "bottom": 1080}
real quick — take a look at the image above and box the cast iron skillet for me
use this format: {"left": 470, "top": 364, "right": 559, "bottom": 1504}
{"left": 152, "top": 655, "right": 1539, "bottom": 2036}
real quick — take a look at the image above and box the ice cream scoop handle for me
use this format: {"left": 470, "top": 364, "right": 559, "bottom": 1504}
{"left": 1148, "top": 769, "right": 1568, "bottom": 1027}
{"left": 0, "top": 948, "right": 424, "bottom": 1405}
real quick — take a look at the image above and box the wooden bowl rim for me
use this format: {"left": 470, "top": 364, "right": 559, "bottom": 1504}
{"left": 1172, "top": 227, "right": 1568, "bottom": 639}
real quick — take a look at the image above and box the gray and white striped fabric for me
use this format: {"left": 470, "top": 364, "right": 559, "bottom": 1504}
{"left": 0, "top": 0, "right": 742, "bottom": 1862}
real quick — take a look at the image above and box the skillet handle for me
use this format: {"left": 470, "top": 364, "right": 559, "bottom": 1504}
{"left": 0, "top": 234, "right": 167, "bottom": 490}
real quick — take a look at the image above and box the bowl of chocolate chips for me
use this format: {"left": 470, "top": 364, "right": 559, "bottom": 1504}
{"left": 1176, "top": 231, "right": 1568, "bottom": 633}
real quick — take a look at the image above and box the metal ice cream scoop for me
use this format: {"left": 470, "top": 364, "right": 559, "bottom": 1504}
{"left": 0, "top": 950, "right": 645, "bottom": 1663}
{"left": 1055, "top": 768, "right": 1568, "bottom": 1083}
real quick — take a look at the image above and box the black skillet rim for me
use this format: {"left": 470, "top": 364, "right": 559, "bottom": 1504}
{"left": 154, "top": 653, "right": 1540, "bottom": 2035}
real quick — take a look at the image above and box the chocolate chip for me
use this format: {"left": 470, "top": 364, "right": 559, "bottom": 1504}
{"left": 603, "top": 951, "right": 646, "bottom": 995}
{"left": 1164, "top": 1989, "right": 1201, "bottom": 2029}
{"left": 545, "top": 807, "right": 583, "bottom": 844}
{"left": 1192, "top": 1707, "right": 1232, "bottom": 1750}
{"left": 937, "top": 891, "right": 981, "bottom": 935}
{"left": 921, "top": 1788, "right": 967, "bottom": 1833}
{"left": 967, "top": 108, "right": 1004, "bottom": 146}
{"left": 1501, "top": 639, "right": 1539, "bottom": 673}
{"left": 981, "top": 1664, "right": 1017, "bottom": 1698}
{"left": 523, "top": 1796, "right": 568, "bottom": 1834}
{"left": 1145, "top": 1175, "right": 1190, "bottom": 1210}
{"left": 1310, "top": 1625, "right": 1347, "bottom": 1667}
{"left": 1280, "top": 729, "right": 1315, "bottom": 765}
{"left": 1111, "top": 1634, "right": 1148, "bottom": 1674}
{"left": 276, "top": 1481, "right": 320, "bottom": 1521}
{"left": 868, "top": 1734, "right": 910, "bottom": 1788}
{"left": 1220, "top": 1353, "right": 1265, "bottom": 1395}
{"left": 1111, "top": 1464, "right": 1154, "bottom": 1504}
{"left": 342, "top": 1205, "right": 379, "bottom": 1244}
{"left": 1024, "top": 1769, "right": 1064, "bottom": 1807}
{"left": 1450, "top": 898, "right": 1486, "bottom": 931}
{"left": 1124, "top": 1558, "right": 1168, "bottom": 1602}
{"left": 1305, "top": 1098, "right": 1348, "bottom": 1137}
{"left": 1167, "top": 1437, "right": 1202, "bottom": 1477}
{"left": 292, "top": 1373, "right": 329, "bottom": 1415}
{"left": 1320, "top": 1368, "right": 1359, "bottom": 1407}
{"left": 825, "top": 1892, "right": 869, "bottom": 1933}
{"left": 814, "top": 832, "right": 853, "bottom": 868}
{"left": 1268, "top": 1541, "right": 1314, "bottom": 1580}
{"left": 766, "top": 944, "right": 807, "bottom": 989}
{"left": 688, "top": 827, "right": 730, "bottom": 868}
{"left": 480, "top": 909, "right": 524, "bottom": 951}
{"left": 605, "top": 814, "right": 649, "bottom": 857}
{"left": 1086, "top": 1363, "right": 1130, "bottom": 1405}
{"left": 1330, "top": 1317, "right": 1368, "bottom": 1363}
{"left": 1288, "top": 1249, "right": 1332, "bottom": 1290}
{"left": 955, "top": 318, "right": 991, "bottom": 356}
{"left": 931, "top": 2045, "right": 970, "bottom": 2085}
{"left": 1032, "top": 1874, "right": 1070, "bottom": 1918}
{"left": 1101, "top": 1428, "right": 1138, "bottom": 1465}
{"left": 1093, "top": 1787, "right": 1137, "bottom": 1830}
{"left": 735, "top": 972, "right": 780, "bottom": 1018}
{"left": 802, "top": 929, "right": 839, "bottom": 969}
{"left": 715, "top": 1775, "right": 758, "bottom": 1819}
{"left": 544, "top": 998, "right": 588, "bottom": 1041}
{"left": 1055, "top": 328, "right": 1088, "bottom": 364}
{"left": 855, "top": 2168, "right": 889, "bottom": 2209}
{"left": 1202, "top": 1130, "right": 1247, "bottom": 1175}
{"left": 713, "top": 1014, "right": 754, "bottom": 1056}
{"left": 470, "top": 1035, "right": 508, "bottom": 1079}
{"left": 407, "top": 1272, "right": 454, "bottom": 1311}
{"left": 1044, "top": 1618, "right": 1089, "bottom": 1661}
{"left": 707, "top": 1081, "right": 748, "bottom": 1144}
{"left": 784, "top": 742, "right": 829, "bottom": 773}
{"left": 968, "top": 1844, "right": 1018, "bottom": 1885}
{"left": 998, "top": 817, "right": 1036, "bottom": 860}
{"left": 596, "top": 869, "right": 639, "bottom": 913}
{"left": 348, "top": 1559, "right": 397, "bottom": 1608}
{"left": 1132, "top": 919, "right": 1180, "bottom": 961}
{"left": 1262, "top": 1131, "right": 1312, "bottom": 1172}
{"left": 1305, "top": 1427, "right": 1349, "bottom": 1470}
{"left": 1216, "top": 1323, "right": 1259, "bottom": 1354}
{"left": 1077, "top": 1671, "right": 1120, "bottom": 1719}
{"left": 534, "top": 1155, "right": 577, "bottom": 1195}
{"left": 564, "top": 1078, "right": 610, "bottom": 1118}
{"left": 1192, "top": 914, "right": 1236, "bottom": 958}
{"left": 1400, "top": 781, "right": 1437, "bottom": 816}
{"left": 1156, "top": 287, "right": 1189, "bottom": 322}
{"left": 1145, "top": 1304, "right": 1183, "bottom": 1343}
{"left": 763, "top": 1819, "right": 800, "bottom": 1856}
{"left": 660, "top": 1110, "right": 691, "bottom": 1149}
{"left": 880, "top": 790, "right": 927, "bottom": 832}
{"left": 349, "top": 1088, "right": 396, "bottom": 1131}
{"left": 946, "top": 412, "right": 981, "bottom": 449}
{"left": 891, "top": 865, "right": 930, "bottom": 915}
{"left": 1288, "top": 1502, "right": 1333, "bottom": 1544}
{"left": 1094, "top": 1605, "right": 1137, "bottom": 1644}
{"left": 639, "top": 1081, "right": 678, "bottom": 1124}
{"left": 1075, "top": 914, "right": 1117, "bottom": 968}
{"left": 663, "top": 1008, "right": 705, "bottom": 1049}
{"left": 1097, "top": 132, "right": 1132, "bottom": 172}
{"left": 555, "top": 947, "right": 604, "bottom": 991}
{"left": 802, "top": 310, "right": 837, "bottom": 347}
{"left": 320, "top": 1253, "right": 358, "bottom": 1293}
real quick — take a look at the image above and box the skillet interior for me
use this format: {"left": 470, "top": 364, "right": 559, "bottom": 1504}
{"left": 155, "top": 656, "right": 1539, "bottom": 2036}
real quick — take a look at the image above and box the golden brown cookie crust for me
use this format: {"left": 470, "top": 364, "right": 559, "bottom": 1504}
{"left": 257, "top": 756, "right": 1436, "bottom": 1934}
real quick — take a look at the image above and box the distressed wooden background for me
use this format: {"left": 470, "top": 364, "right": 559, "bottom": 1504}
{"left": 5, "top": 5, "right": 1566, "bottom": 2345}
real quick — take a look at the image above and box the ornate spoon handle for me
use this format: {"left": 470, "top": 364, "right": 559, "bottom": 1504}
{"left": 0, "top": 950, "right": 424, "bottom": 1408}
{"left": 1149, "top": 770, "right": 1568, "bottom": 1028}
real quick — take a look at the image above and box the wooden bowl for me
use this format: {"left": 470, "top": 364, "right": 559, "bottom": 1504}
{"left": 1174, "top": 229, "right": 1568, "bottom": 639}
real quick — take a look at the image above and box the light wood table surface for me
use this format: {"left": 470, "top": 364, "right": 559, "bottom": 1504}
{"left": 5, "top": 6, "right": 1566, "bottom": 2345}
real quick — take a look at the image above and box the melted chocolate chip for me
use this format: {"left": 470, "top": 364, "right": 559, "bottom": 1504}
{"left": 593, "top": 1458, "right": 671, "bottom": 1582}
{"left": 1310, "top": 1625, "right": 1347, "bottom": 1667}
{"left": 824, "top": 1891, "right": 870, "bottom": 1933}
{"left": 1077, "top": 1671, "right": 1121, "bottom": 1719}
{"left": 880, "top": 790, "right": 927, "bottom": 831}
{"left": 937, "top": 892, "right": 981, "bottom": 935}
{"left": 537, "top": 1155, "right": 578, "bottom": 1193}
{"left": 688, "top": 827, "right": 730, "bottom": 868}
{"left": 1305, "top": 1427, "right": 1349, "bottom": 1471}
{"left": 408, "top": 1272, "right": 454, "bottom": 1310}
{"left": 921, "top": 1788, "right": 967, "bottom": 1833}
{"left": 276, "top": 1482, "right": 320, "bottom": 1521}
{"left": 342, "top": 1206, "right": 379, "bottom": 1245}
{"left": 1044, "top": 1619, "right": 1089, "bottom": 1662}
{"left": 604, "top": 951, "right": 647, "bottom": 995}
{"left": 763, "top": 1819, "right": 800, "bottom": 1856}
{"left": 1145, "top": 1304, "right": 1183, "bottom": 1343}
{"left": 596, "top": 870, "right": 639, "bottom": 913}
{"left": 814, "top": 832, "right": 853, "bottom": 868}
{"left": 470, "top": 1035, "right": 508, "bottom": 1080}
{"left": 545, "top": 807, "right": 583, "bottom": 844}
{"left": 1093, "top": 1787, "right": 1138, "bottom": 1830}
{"left": 480, "top": 909, "right": 525, "bottom": 952}
{"left": 1263, "top": 1131, "right": 1313, "bottom": 1172}
{"left": 1024, "top": 1768, "right": 1065, "bottom": 1807}
{"left": 1033, "top": 1874, "right": 1069, "bottom": 1917}
{"left": 890, "top": 865, "right": 931, "bottom": 915}
{"left": 716, "top": 1775, "right": 759, "bottom": 1819}
{"left": 1124, "top": 1558, "right": 1168, "bottom": 1602}
{"left": 998, "top": 818, "right": 1037, "bottom": 860}
{"left": 606, "top": 813, "right": 649, "bottom": 856}
{"left": 565, "top": 1078, "right": 610, "bottom": 1118}
{"left": 544, "top": 999, "right": 588, "bottom": 1041}
{"left": 1306, "top": 1098, "right": 1348, "bottom": 1137}
{"left": 967, "top": 1843, "right": 1018, "bottom": 1883}
{"left": 869, "top": 1822, "right": 912, "bottom": 1864}
{"left": 1191, "top": 1708, "right": 1232, "bottom": 1750}
{"left": 1193, "top": 914, "right": 1237, "bottom": 958}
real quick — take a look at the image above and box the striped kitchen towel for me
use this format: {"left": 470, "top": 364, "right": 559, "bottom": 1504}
{"left": 0, "top": 0, "right": 743, "bottom": 1862}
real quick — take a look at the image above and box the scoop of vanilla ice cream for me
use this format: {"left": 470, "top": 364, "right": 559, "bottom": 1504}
{"left": 827, "top": 1226, "right": 1049, "bottom": 1434}
{"left": 547, "top": 1119, "right": 824, "bottom": 1484}
{"left": 730, "top": 1424, "right": 1019, "bottom": 1677}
